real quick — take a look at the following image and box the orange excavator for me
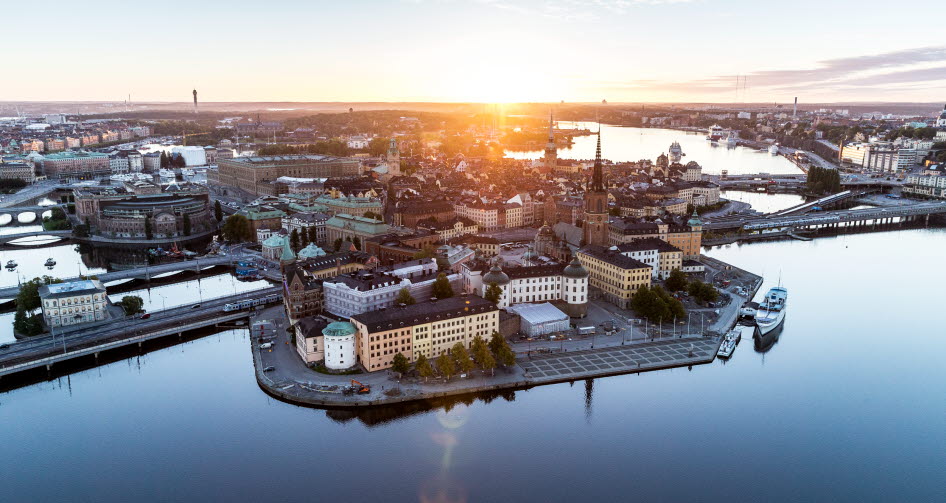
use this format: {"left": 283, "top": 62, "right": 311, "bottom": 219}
{"left": 351, "top": 379, "right": 370, "bottom": 394}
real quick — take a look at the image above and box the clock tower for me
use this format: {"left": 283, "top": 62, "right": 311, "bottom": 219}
{"left": 583, "top": 129, "right": 609, "bottom": 246}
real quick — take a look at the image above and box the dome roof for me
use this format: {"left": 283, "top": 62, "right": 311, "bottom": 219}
{"left": 563, "top": 257, "right": 589, "bottom": 279}
{"left": 687, "top": 209, "right": 703, "bottom": 227}
{"left": 482, "top": 264, "right": 510, "bottom": 286}
{"left": 261, "top": 234, "right": 286, "bottom": 248}
{"left": 323, "top": 321, "right": 357, "bottom": 338}
{"left": 537, "top": 223, "right": 554, "bottom": 237}
{"left": 298, "top": 243, "right": 326, "bottom": 259}
{"left": 686, "top": 160, "right": 701, "bottom": 168}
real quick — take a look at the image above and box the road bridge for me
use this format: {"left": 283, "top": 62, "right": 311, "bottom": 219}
{"left": 772, "top": 190, "right": 864, "bottom": 217}
{"left": 704, "top": 201, "right": 946, "bottom": 232}
{"left": 0, "top": 254, "right": 247, "bottom": 299}
{"left": 0, "top": 229, "right": 72, "bottom": 245}
{"left": 0, "top": 286, "right": 280, "bottom": 378}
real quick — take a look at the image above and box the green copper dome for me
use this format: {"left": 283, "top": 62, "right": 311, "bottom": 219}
{"left": 323, "top": 321, "right": 357, "bottom": 338}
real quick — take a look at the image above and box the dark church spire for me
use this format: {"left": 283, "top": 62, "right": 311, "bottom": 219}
{"left": 591, "top": 126, "right": 604, "bottom": 192}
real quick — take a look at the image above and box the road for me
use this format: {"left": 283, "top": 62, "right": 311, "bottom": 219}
{"left": 0, "top": 286, "right": 279, "bottom": 371}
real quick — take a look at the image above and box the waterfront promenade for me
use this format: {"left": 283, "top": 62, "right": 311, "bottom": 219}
{"left": 250, "top": 305, "right": 723, "bottom": 408}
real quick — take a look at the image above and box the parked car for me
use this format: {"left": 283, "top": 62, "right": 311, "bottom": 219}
{"left": 191, "top": 304, "right": 201, "bottom": 309}
{"left": 140, "top": 313, "right": 150, "bottom": 319}
{"left": 263, "top": 366, "right": 275, "bottom": 372}
{"left": 259, "top": 342, "right": 273, "bottom": 349}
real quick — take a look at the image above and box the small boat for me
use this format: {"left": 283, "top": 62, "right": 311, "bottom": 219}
{"left": 725, "top": 132, "right": 738, "bottom": 147}
{"left": 769, "top": 144, "right": 779, "bottom": 155}
{"left": 739, "top": 302, "right": 758, "bottom": 319}
{"left": 717, "top": 328, "right": 742, "bottom": 358}
{"left": 5, "top": 260, "right": 17, "bottom": 269}
{"left": 45, "top": 258, "right": 56, "bottom": 267}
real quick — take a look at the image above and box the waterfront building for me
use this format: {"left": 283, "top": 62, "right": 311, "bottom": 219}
{"left": 283, "top": 263, "right": 324, "bottom": 322}
{"left": 576, "top": 245, "right": 652, "bottom": 309}
{"left": 214, "top": 155, "right": 361, "bottom": 197}
{"left": 349, "top": 296, "right": 499, "bottom": 371}
{"left": 74, "top": 183, "right": 212, "bottom": 239}
{"left": 583, "top": 130, "right": 610, "bottom": 247}
{"left": 39, "top": 280, "right": 109, "bottom": 328}
{"left": 608, "top": 213, "right": 702, "bottom": 259}
{"left": 43, "top": 151, "right": 110, "bottom": 179}
{"left": 903, "top": 174, "right": 946, "bottom": 199}
{"left": 294, "top": 316, "right": 328, "bottom": 363}
{"left": 322, "top": 321, "right": 358, "bottom": 370}
{"left": 0, "top": 160, "right": 36, "bottom": 183}
{"left": 683, "top": 161, "right": 703, "bottom": 182}
{"left": 614, "top": 238, "right": 683, "bottom": 280}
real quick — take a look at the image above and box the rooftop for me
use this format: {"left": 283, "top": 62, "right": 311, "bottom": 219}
{"left": 351, "top": 296, "right": 497, "bottom": 333}
{"left": 578, "top": 245, "right": 652, "bottom": 270}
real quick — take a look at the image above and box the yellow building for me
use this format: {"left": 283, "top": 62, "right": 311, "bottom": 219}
{"left": 576, "top": 245, "right": 652, "bottom": 309}
{"left": 608, "top": 212, "right": 702, "bottom": 259}
{"left": 349, "top": 296, "right": 499, "bottom": 372}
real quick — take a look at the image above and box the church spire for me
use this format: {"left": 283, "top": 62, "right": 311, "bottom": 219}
{"left": 591, "top": 126, "right": 604, "bottom": 192}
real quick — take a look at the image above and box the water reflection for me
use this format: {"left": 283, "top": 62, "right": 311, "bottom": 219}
{"left": 505, "top": 122, "right": 804, "bottom": 176}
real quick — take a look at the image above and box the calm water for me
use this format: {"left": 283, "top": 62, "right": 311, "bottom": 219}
{"left": 720, "top": 190, "right": 805, "bottom": 214}
{"left": 506, "top": 122, "right": 803, "bottom": 176}
{"left": 2, "top": 228, "right": 945, "bottom": 502}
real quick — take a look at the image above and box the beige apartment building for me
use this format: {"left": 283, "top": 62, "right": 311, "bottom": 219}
{"left": 576, "top": 245, "right": 652, "bottom": 309}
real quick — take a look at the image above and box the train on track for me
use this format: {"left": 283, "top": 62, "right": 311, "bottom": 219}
{"left": 222, "top": 293, "right": 281, "bottom": 312}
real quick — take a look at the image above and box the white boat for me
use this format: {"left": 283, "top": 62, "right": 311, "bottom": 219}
{"left": 740, "top": 302, "right": 758, "bottom": 319}
{"left": 706, "top": 124, "right": 727, "bottom": 141}
{"left": 5, "top": 260, "right": 17, "bottom": 269}
{"left": 725, "top": 132, "right": 738, "bottom": 147}
{"left": 159, "top": 169, "right": 176, "bottom": 178}
{"left": 754, "top": 286, "right": 787, "bottom": 335}
{"left": 45, "top": 258, "right": 56, "bottom": 267}
{"left": 717, "top": 328, "right": 742, "bottom": 358}
{"left": 768, "top": 144, "right": 779, "bottom": 155}
{"left": 181, "top": 168, "right": 195, "bottom": 177}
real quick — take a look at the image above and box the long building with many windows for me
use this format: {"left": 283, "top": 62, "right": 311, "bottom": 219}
{"left": 349, "top": 296, "right": 499, "bottom": 372}
{"left": 576, "top": 245, "right": 652, "bottom": 309}
{"left": 213, "top": 155, "right": 361, "bottom": 196}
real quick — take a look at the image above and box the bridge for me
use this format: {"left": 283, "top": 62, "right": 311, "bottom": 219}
{"left": 0, "top": 254, "right": 247, "bottom": 299}
{"left": 772, "top": 190, "right": 864, "bottom": 217}
{"left": 708, "top": 172, "right": 900, "bottom": 193}
{"left": 0, "top": 229, "right": 72, "bottom": 245}
{"left": 704, "top": 201, "right": 946, "bottom": 232}
{"left": 0, "top": 286, "right": 280, "bottom": 379}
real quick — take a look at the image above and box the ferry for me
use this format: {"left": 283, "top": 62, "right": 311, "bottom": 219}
{"left": 706, "top": 124, "right": 727, "bottom": 141}
{"left": 754, "top": 286, "right": 787, "bottom": 335}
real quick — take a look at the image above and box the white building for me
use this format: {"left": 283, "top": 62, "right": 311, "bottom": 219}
{"left": 463, "top": 259, "right": 589, "bottom": 318}
{"left": 323, "top": 261, "right": 461, "bottom": 319}
{"left": 347, "top": 135, "right": 369, "bottom": 149}
{"left": 38, "top": 280, "right": 109, "bottom": 328}
{"left": 171, "top": 146, "right": 208, "bottom": 167}
{"left": 507, "top": 302, "right": 571, "bottom": 337}
{"left": 614, "top": 239, "right": 683, "bottom": 280}
{"left": 323, "top": 321, "right": 357, "bottom": 370}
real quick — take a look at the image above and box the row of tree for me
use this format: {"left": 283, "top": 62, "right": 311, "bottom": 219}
{"left": 664, "top": 269, "right": 720, "bottom": 305}
{"left": 14, "top": 276, "right": 63, "bottom": 337}
{"left": 630, "top": 285, "right": 685, "bottom": 324}
{"left": 806, "top": 166, "right": 842, "bottom": 195}
{"left": 391, "top": 332, "right": 516, "bottom": 380}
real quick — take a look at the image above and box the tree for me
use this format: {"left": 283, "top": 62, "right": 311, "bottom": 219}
{"left": 214, "top": 200, "right": 223, "bottom": 222}
{"left": 436, "top": 352, "right": 455, "bottom": 379}
{"left": 688, "top": 280, "right": 719, "bottom": 305}
{"left": 14, "top": 308, "right": 42, "bottom": 337}
{"left": 416, "top": 354, "right": 434, "bottom": 382}
{"left": 16, "top": 276, "right": 60, "bottom": 312}
{"left": 471, "top": 335, "right": 496, "bottom": 375}
{"left": 159, "top": 151, "right": 169, "bottom": 169}
{"left": 451, "top": 342, "right": 475, "bottom": 374}
{"left": 396, "top": 287, "right": 416, "bottom": 305}
{"left": 182, "top": 213, "right": 192, "bottom": 236}
{"left": 484, "top": 282, "right": 503, "bottom": 304}
{"left": 496, "top": 344, "right": 516, "bottom": 367}
{"left": 290, "top": 229, "right": 300, "bottom": 252}
{"left": 221, "top": 214, "right": 252, "bottom": 243}
{"left": 144, "top": 217, "right": 153, "bottom": 240}
{"left": 391, "top": 352, "right": 410, "bottom": 377}
{"left": 333, "top": 237, "right": 343, "bottom": 252}
{"left": 412, "top": 244, "right": 436, "bottom": 259}
{"left": 119, "top": 295, "right": 144, "bottom": 315}
{"left": 665, "top": 268, "right": 688, "bottom": 292}
{"left": 432, "top": 273, "right": 454, "bottom": 299}
{"left": 352, "top": 236, "right": 361, "bottom": 250}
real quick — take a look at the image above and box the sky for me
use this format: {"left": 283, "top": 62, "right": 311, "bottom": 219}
{"left": 7, "top": 0, "right": 946, "bottom": 104}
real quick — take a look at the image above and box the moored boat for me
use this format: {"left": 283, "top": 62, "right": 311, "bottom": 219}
{"left": 5, "top": 260, "right": 17, "bottom": 269}
{"left": 45, "top": 258, "right": 56, "bottom": 267}
{"left": 754, "top": 286, "right": 787, "bottom": 335}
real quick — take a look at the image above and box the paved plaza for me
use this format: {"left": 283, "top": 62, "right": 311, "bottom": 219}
{"left": 520, "top": 337, "right": 720, "bottom": 382}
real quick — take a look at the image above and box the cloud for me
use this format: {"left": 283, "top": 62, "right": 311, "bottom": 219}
{"left": 599, "top": 46, "right": 946, "bottom": 97}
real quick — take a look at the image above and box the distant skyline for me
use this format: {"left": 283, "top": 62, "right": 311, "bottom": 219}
{"left": 10, "top": 0, "right": 946, "bottom": 103}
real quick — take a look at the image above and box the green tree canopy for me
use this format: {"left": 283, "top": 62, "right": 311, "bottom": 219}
{"left": 436, "top": 352, "right": 455, "bottom": 379}
{"left": 484, "top": 282, "right": 503, "bottom": 304}
{"left": 214, "top": 200, "right": 223, "bottom": 222}
{"left": 665, "top": 268, "right": 688, "bottom": 292}
{"left": 119, "top": 295, "right": 145, "bottom": 315}
{"left": 688, "top": 280, "right": 719, "bottom": 305}
{"left": 391, "top": 352, "right": 410, "bottom": 376}
{"left": 451, "top": 342, "right": 475, "bottom": 374}
{"left": 221, "top": 214, "right": 253, "bottom": 243}
{"left": 432, "top": 273, "right": 454, "bottom": 299}
{"left": 416, "top": 353, "right": 434, "bottom": 381}
{"left": 396, "top": 287, "right": 416, "bottom": 306}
